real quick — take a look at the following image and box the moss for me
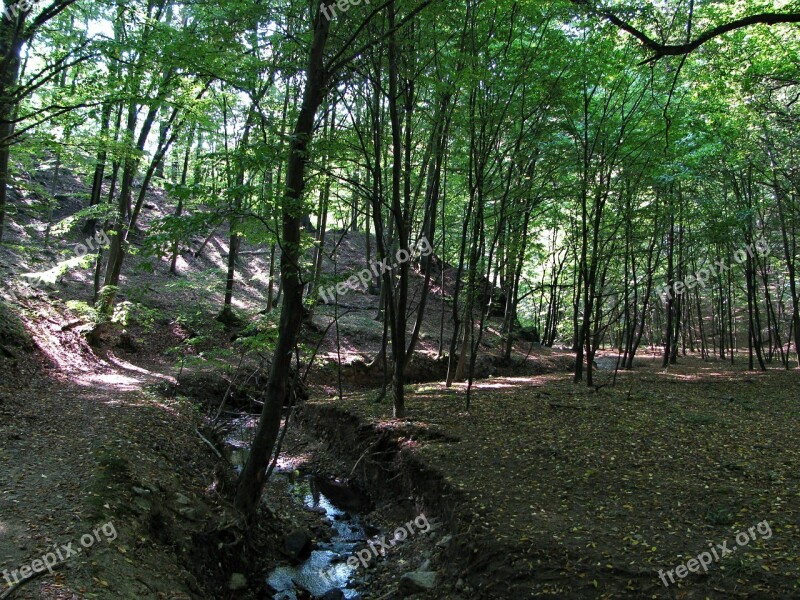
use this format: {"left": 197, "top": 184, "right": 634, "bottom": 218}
{"left": 0, "top": 300, "right": 34, "bottom": 350}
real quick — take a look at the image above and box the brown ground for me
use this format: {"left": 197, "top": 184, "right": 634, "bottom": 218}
{"left": 0, "top": 288, "right": 221, "bottom": 599}
{"left": 297, "top": 354, "right": 800, "bottom": 599}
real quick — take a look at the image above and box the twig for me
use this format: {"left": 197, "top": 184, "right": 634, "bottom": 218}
{"left": 301, "top": 308, "right": 354, "bottom": 382}
{"left": 374, "top": 587, "right": 398, "bottom": 600}
{"left": 214, "top": 349, "right": 247, "bottom": 422}
{"left": 60, "top": 318, "right": 85, "bottom": 331}
{"left": 195, "top": 428, "right": 223, "bottom": 459}
{"left": 0, "top": 566, "right": 49, "bottom": 599}
{"left": 264, "top": 404, "right": 293, "bottom": 482}
{"left": 349, "top": 444, "right": 375, "bottom": 478}
{"left": 516, "top": 338, "right": 539, "bottom": 368}
{"left": 612, "top": 348, "right": 623, "bottom": 387}
{"left": 134, "top": 576, "right": 155, "bottom": 592}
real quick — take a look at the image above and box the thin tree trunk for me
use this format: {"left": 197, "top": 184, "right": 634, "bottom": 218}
{"left": 234, "top": 3, "right": 330, "bottom": 518}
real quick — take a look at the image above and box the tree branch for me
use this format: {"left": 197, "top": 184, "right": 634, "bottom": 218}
{"left": 572, "top": 1, "right": 800, "bottom": 61}
{"left": 24, "top": 0, "right": 80, "bottom": 40}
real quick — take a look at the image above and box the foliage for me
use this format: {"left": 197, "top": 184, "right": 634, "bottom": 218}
{"left": 111, "top": 301, "right": 162, "bottom": 332}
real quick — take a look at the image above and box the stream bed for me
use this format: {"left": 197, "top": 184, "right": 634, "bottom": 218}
{"left": 223, "top": 412, "right": 372, "bottom": 599}
{"left": 267, "top": 473, "right": 369, "bottom": 599}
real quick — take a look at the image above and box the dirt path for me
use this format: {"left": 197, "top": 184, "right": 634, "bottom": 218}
{"left": 1, "top": 290, "right": 222, "bottom": 599}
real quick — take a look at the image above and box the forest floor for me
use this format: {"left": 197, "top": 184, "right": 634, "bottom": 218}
{"left": 3, "top": 165, "right": 800, "bottom": 599}
{"left": 294, "top": 352, "right": 800, "bottom": 599}
{"left": 3, "top": 274, "right": 800, "bottom": 599}
{"left": 0, "top": 161, "right": 558, "bottom": 600}
{"left": 0, "top": 287, "right": 251, "bottom": 600}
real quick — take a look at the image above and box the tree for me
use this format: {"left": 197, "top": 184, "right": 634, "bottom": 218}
{"left": 0, "top": 0, "right": 82, "bottom": 242}
{"left": 572, "top": 0, "right": 800, "bottom": 62}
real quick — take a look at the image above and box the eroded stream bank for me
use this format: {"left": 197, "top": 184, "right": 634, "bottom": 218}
{"left": 223, "top": 408, "right": 455, "bottom": 599}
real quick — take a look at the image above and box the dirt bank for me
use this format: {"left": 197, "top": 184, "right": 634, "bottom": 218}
{"left": 0, "top": 291, "right": 281, "bottom": 600}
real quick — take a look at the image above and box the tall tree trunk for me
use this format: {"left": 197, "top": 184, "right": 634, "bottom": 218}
{"left": 0, "top": 16, "right": 26, "bottom": 243}
{"left": 386, "top": 2, "right": 409, "bottom": 418}
{"left": 406, "top": 92, "right": 451, "bottom": 357}
{"left": 662, "top": 208, "right": 675, "bottom": 368}
{"left": 310, "top": 103, "right": 335, "bottom": 310}
{"left": 234, "top": 3, "right": 330, "bottom": 519}
{"left": 170, "top": 126, "right": 196, "bottom": 274}
{"left": 101, "top": 100, "right": 161, "bottom": 312}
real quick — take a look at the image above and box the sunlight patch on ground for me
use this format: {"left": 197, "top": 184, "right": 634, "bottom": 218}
{"left": 320, "top": 351, "right": 367, "bottom": 363}
{"left": 659, "top": 369, "right": 762, "bottom": 381}
{"left": 76, "top": 372, "right": 143, "bottom": 390}
{"left": 428, "top": 375, "right": 551, "bottom": 391}
{"left": 275, "top": 452, "right": 311, "bottom": 471}
{"left": 103, "top": 351, "right": 175, "bottom": 382}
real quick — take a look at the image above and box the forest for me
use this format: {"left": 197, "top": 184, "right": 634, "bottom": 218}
{"left": 0, "top": 0, "right": 799, "bottom": 598}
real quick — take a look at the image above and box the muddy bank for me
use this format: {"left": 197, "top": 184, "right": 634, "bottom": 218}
{"left": 295, "top": 402, "right": 482, "bottom": 598}
{"left": 295, "top": 398, "right": 615, "bottom": 599}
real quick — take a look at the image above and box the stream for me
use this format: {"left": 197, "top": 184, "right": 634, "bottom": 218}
{"left": 267, "top": 473, "right": 369, "bottom": 599}
{"left": 223, "top": 413, "right": 372, "bottom": 600}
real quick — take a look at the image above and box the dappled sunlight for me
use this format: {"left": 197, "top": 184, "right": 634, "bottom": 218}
{"left": 462, "top": 375, "right": 550, "bottom": 390}
{"left": 274, "top": 452, "right": 312, "bottom": 471}
{"left": 203, "top": 237, "right": 228, "bottom": 270}
{"left": 1, "top": 2, "right": 797, "bottom": 595}
{"left": 398, "top": 438, "right": 421, "bottom": 451}
{"left": 310, "top": 364, "right": 800, "bottom": 594}
{"left": 319, "top": 346, "right": 368, "bottom": 362}
{"left": 102, "top": 392, "right": 184, "bottom": 415}
{"left": 375, "top": 418, "right": 407, "bottom": 429}
{"left": 660, "top": 370, "right": 737, "bottom": 381}
{"left": 231, "top": 295, "right": 253, "bottom": 310}
{"left": 102, "top": 350, "right": 175, "bottom": 382}
{"left": 415, "top": 339, "right": 441, "bottom": 354}
{"left": 372, "top": 416, "right": 437, "bottom": 430}
{"left": 73, "top": 371, "right": 144, "bottom": 390}
{"left": 416, "top": 374, "right": 557, "bottom": 393}
{"left": 20, "top": 253, "right": 87, "bottom": 286}
{"left": 170, "top": 253, "right": 192, "bottom": 274}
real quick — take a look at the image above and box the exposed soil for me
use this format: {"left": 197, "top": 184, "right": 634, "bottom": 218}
{"left": 0, "top": 287, "right": 285, "bottom": 600}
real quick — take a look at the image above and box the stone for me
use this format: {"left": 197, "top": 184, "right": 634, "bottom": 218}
{"left": 426, "top": 520, "right": 443, "bottom": 533}
{"left": 399, "top": 571, "right": 437, "bottom": 596}
{"left": 284, "top": 528, "right": 313, "bottom": 560}
{"left": 435, "top": 534, "right": 452, "bottom": 548}
{"left": 319, "top": 590, "right": 345, "bottom": 600}
{"left": 132, "top": 497, "right": 152, "bottom": 513}
{"left": 228, "top": 573, "right": 247, "bottom": 590}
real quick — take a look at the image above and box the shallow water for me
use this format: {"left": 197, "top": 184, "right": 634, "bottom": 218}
{"left": 267, "top": 474, "right": 368, "bottom": 599}
{"left": 221, "top": 412, "right": 369, "bottom": 599}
